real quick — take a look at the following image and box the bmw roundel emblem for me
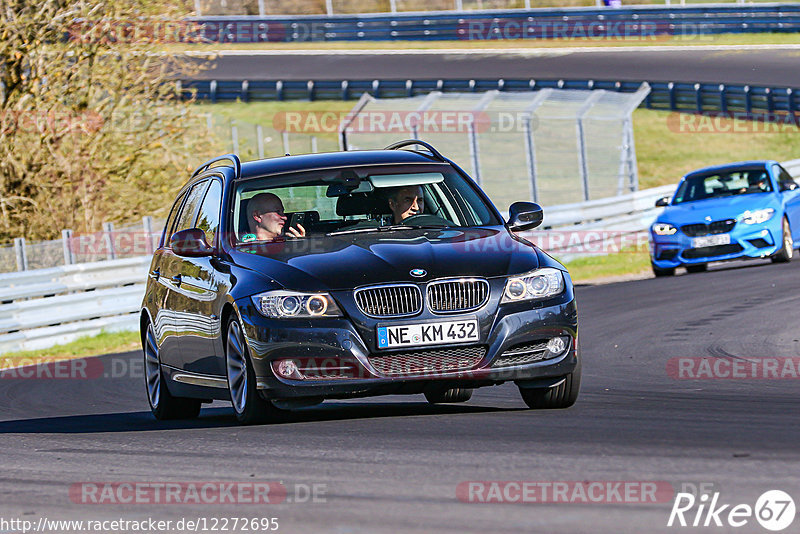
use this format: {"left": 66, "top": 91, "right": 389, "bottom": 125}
{"left": 410, "top": 268, "right": 427, "bottom": 278}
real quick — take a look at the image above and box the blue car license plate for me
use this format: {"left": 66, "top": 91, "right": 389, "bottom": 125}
{"left": 377, "top": 318, "right": 479, "bottom": 349}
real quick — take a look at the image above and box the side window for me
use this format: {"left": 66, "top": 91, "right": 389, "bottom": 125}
{"left": 173, "top": 181, "right": 209, "bottom": 235}
{"left": 195, "top": 180, "right": 223, "bottom": 246}
{"left": 776, "top": 165, "right": 798, "bottom": 190}
{"left": 161, "top": 190, "right": 187, "bottom": 248}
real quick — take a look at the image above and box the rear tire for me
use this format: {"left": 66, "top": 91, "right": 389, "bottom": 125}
{"left": 142, "top": 322, "right": 201, "bottom": 420}
{"left": 685, "top": 263, "right": 707, "bottom": 273}
{"left": 424, "top": 388, "right": 473, "bottom": 404}
{"left": 225, "top": 318, "right": 278, "bottom": 425}
{"left": 651, "top": 262, "right": 675, "bottom": 277}
{"left": 519, "top": 358, "right": 581, "bottom": 409}
{"left": 771, "top": 218, "right": 793, "bottom": 263}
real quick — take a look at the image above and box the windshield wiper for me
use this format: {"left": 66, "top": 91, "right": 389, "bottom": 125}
{"left": 326, "top": 224, "right": 448, "bottom": 237}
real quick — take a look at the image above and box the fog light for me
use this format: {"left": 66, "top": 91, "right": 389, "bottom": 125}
{"left": 276, "top": 359, "right": 301, "bottom": 379}
{"left": 546, "top": 336, "right": 568, "bottom": 355}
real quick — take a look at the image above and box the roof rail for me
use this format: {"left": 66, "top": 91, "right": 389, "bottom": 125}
{"left": 384, "top": 140, "right": 446, "bottom": 162}
{"left": 191, "top": 154, "right": 242, "bottom": 179}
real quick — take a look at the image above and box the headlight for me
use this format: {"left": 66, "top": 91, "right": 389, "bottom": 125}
{"left": 741, "top": 208, "right": 775, "bottom": 225}
{"left": 251, "top": 290, "right": 343, "bottom": 319}
{"left": 652, "top": 223, "right": 677, "bottom": 235}
{"left": 501, "top": 268, "right": 565, "bottom": 304}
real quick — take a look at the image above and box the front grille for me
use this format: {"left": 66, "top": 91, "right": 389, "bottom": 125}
{"left": 492, "top": 339, "right": 552, "bottom": 368}
{"left": 682, "top": 244, "right": 744, "bottom": 259}
{"left": 681, "top": 219, "right": 736, "bottom": 237}
{"left": 368, "top": 345, "right": 486, "bottom": 377}
{"left": 427, "top": 278, "right": 490, "bottom": 314}
{"left": 355, "top": 284, "right": 422, "bottom": 317}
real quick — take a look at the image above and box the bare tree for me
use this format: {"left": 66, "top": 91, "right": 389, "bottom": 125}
{"left": 0, "top": 0, "right": 217, "bottom": 241}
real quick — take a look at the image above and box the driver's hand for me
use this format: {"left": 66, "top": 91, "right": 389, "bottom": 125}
{"left": 286, "top": 224, "right": 306, "bottom": 239}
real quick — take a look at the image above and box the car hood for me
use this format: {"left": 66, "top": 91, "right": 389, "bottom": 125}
{"left": 658, "top": 193, "right": 779, "bottom": 225}
{"left": 231, "top": 227, "right": 540, "bottom": 292}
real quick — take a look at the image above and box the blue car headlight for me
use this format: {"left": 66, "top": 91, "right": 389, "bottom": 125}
{"left": 501, "top": 268, "right": 565, "bottom": 304}
{"left": 741, "top": 208, "right": 775, "bottom": 225}
{"left": 652, "top": 223, "right": 677, "bottom": 236}
{"left": 252, "top": 290, "right": 343, "bottom": 319}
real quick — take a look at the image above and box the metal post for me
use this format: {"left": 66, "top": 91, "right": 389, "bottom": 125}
{"left": 575, "top": 91, "right": 603, "bottom": 202}
{"left": 311, "top": 136, "right": 319, "bottom": 153}
{"left": 455, "top": 0, "right": 463, "bottom": 11}
{"left": 62, "top": 229, "right": 74, "bottom": 265}
{"left": 103, "top": 222, "right": 116, "bottom": 260}
{"left": 390, "top": 0, "right": 397, "bottom": 13}
{"left": 524, "top": 0, "right": 530, "bottom": 8}
{"left": 194, "top": 0, "right": 202, "bottom": 16}
{"left": 468, "top": 122, "right": 481, "bottom": 186}
{"left": 231, "top": 120, "right": 239, "bottom": 155}
{"left": 326, "top": 0, "right": 334, "bottom": 15}
{"left": 258, "top": 0, "right": 266, "bottom": 15}
{"left": 14, "top": 237, "right": 27, "bottom": 271}
{"left": 142, "top": 216, "right": 154, "bottom": 255}
{"left": 257, "top": 125, "right": 265, "bottom": 158}
{"left": 205, "top": 113, "right": 213, "bottom": 134}
{"left": 282, "top": 131, "right": 290, "bottom": 155}
{"left": 521, "top": 89, "right": 552, "bottom": 204}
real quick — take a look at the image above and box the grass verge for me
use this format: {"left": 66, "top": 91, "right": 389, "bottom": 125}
{"left": 560, "top": 248, "right": 652, "bottom": 283}
{"left": 0, "top": 331, "right": 141, "bottom": 367}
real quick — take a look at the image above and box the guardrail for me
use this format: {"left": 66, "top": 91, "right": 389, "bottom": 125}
{"left": 2, "top": 159, "right": 798, "bottom": 353}
{"left": 0, "top": 257, "right": 150, "bottom": 353}
{"left": 183, "top": 78, "right": 800, "bottom": 118}
{"left": 191, "top": 4, "right": 800, "bottom": 41}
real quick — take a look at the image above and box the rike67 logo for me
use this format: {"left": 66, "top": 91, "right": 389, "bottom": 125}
{"left": 668, "top": 490, "right": 795, "bottom": 531}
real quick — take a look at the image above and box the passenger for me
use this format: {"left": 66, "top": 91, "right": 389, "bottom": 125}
{"left": 242, "top": 192, "right": 305, "bottom": 242}
{"left": 387, "top": 185, "right": 425, "bottom": 224}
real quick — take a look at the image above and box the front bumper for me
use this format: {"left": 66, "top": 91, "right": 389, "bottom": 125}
{"left": 650, "top": 217, "right": 782, "bottom": 268}
{"left": 238, "top": 285, "right": 578, "bottom": 401}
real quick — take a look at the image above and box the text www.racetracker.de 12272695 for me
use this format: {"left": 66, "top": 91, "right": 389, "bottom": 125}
{"left": 0, "top": 516, "right": 280, "bottom": 533}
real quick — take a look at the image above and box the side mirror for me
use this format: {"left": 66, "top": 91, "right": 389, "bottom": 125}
{"left": 655, "top": 196, "right": 670, "bottom": 207}
{"left": 170, "top": 228, "right": 213, "bottom": 257}
{"left": 780, "top": 181, "right": 798, "bottom": 192}
{"left": 507, "top": 202, "right": 544, "bottom": 232}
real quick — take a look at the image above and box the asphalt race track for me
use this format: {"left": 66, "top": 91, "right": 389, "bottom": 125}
{"left": 2, "top": 259, "right": 800, "bottom": 533}
{"left": 196, "top": 47, "right": 800, "bottom": 86}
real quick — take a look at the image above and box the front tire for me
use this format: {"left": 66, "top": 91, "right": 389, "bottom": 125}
{"left": 518, "top": 357, "right": 581, "bottom": 409}
{"left": 225, "top": 318, "right": 277, "bottom": 425}
{"left": 771, "top": 217, "right": 793, "bottom": 263}
{"left": 424, "top": 388, "right": 473, "bottom": 404}
{"left": 142, "top": 322, "right": 201, "bottom": 420}
{"left": 685, "top": 263, "right": 707, "bottom": 273}
{"left": 651, "top": 262, "right": 675, "bottom": 277}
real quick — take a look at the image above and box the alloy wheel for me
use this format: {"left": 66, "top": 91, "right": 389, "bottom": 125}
{"left": 226, "top": 321, "right": 249, "bottom": 414}
{"left": 144, "top": 324, "right": 161, "bottom": 409}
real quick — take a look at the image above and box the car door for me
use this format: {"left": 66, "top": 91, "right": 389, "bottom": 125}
{"left": 149, "top": 189, "right": 188, "bottom": 370}
{"left": 160, "top": 179, "right": 209, "bottom": 371}
{"left": 174, "top": 177, "right": 226, "bottom": 376}
{"left": 774, "top": 164, "right": 800, "bottom": 242}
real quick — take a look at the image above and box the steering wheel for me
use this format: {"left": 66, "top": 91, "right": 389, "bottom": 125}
{"left": 401, "top": 214, "right": 452, "bottom": 226}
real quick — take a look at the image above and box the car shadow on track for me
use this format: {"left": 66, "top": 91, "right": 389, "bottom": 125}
{"left": 0, "top": 402, "right": 521, "bottom": 433}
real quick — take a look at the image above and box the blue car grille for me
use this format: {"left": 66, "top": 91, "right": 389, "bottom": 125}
{"left": 355, "top": 284, "right": 423, "bottom": 317}
{"left": 681, "top": 219, "right": 736, "bottom": 237}
{"left": 682, "top": 244, "right": 744, "bottom": 259}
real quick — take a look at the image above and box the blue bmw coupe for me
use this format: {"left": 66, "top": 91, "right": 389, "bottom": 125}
{"left": 649, "top": 161, "right": 800, "bottom": 276}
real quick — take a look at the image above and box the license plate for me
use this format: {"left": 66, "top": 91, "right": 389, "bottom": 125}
{"left": 377, "top": 318, "right": 479, "bottom": 349}
{"left": 692, "top": 234, "right": 730, "bottom": 248}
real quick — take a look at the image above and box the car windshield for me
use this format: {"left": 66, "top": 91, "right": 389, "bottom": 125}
{"left": 672, "top": 168, "right": 772, "bottom": 205}
{"left": 232, "top": 167, "right": 501, "bottom": 243}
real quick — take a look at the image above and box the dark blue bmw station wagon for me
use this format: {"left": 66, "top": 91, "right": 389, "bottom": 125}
{"left": 140, "top": 141, "right": 580, "bottom": 424}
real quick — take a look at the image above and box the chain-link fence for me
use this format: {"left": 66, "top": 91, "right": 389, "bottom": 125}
{"left": 2, "top": 218, "right": 165, "bottom": 274}
{"left": 342, "top": 85, "right": 650, "bottom": 208}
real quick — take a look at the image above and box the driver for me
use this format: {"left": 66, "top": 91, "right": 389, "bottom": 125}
{"left": 387, "top": 185, "right": 425, "bottom": 224}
